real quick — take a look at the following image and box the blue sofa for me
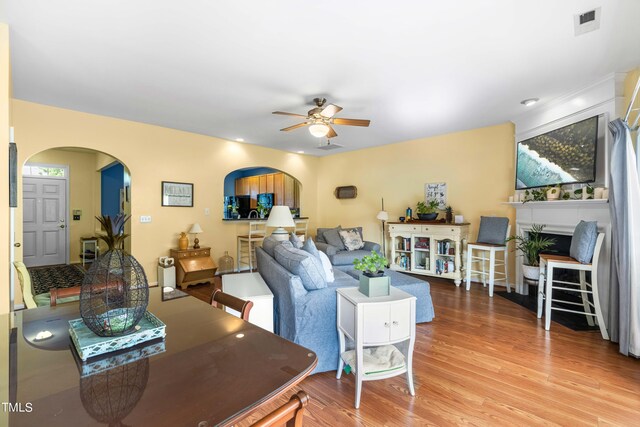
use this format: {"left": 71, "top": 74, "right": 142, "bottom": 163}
{"left": 256, "top": 238, "right": 435, "bottom": 374}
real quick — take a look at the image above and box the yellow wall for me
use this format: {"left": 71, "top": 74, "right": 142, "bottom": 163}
{"left": 317, "top": 122, "right": 517, "bottom": 275}
{"left": 0, "top": 24, "right": 10, "bottom": 315}
{"left": 10, "top": 100, "right": 320, "bottom": 286}
{"left": 27, "top": 149, "right": 100, "bottom": 264}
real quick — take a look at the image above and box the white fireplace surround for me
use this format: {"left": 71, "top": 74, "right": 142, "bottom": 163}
{"left": 510, "top": 199, "right": 611, "bottom": 325}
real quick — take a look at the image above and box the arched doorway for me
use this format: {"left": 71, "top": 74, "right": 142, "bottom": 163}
{"left": 21, "top": 147, "right": 131, "bottom": 268}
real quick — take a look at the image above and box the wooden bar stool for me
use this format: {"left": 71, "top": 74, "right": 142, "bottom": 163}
{"left": 293, "top": 219, "right": 309, "bottom": 240}
{"left": 537, "top": 232, "right": 608, "bottom": 340}
{"left": 465, "top": 217, "right": 510, "bottom": 297}
{"left": 237, "top": 221, "right": 267, "bottom": 272}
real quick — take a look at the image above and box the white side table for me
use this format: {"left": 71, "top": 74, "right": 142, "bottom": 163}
{"left": 222, "top": 272, "right": 274, "bottom": 332}
{"left": 336, "top": 286, "right": 416, "bottom": 408}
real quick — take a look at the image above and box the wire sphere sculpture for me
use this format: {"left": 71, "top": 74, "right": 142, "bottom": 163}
{"left": 80, "top": 249, "right": 149, "bottom": 337}
{"left": 80, "top": 356, "right": 149, "bottom": 425}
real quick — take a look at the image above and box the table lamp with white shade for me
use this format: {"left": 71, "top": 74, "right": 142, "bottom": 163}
{"left": 376, "top": 198, "right": 389, "bottom": 257}
{"left": 189, "top": 223, "right": 203, "bottom": 249}
{"left": 266, "top": 206, "right": 295, "bottom": 241}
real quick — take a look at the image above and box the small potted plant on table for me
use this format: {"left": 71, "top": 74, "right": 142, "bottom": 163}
{"left": 353, "top": 251, "right": 389, "bottom": 297}
{"left": 416, "top": 200, "right": 440, "bottom": 221}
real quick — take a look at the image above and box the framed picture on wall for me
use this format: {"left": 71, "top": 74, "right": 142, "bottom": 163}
{"left": 162, "top": 181, "right": 194, "bottom": 207}
{"left": 425, "top": 182, "right": 447, "bottom": 209}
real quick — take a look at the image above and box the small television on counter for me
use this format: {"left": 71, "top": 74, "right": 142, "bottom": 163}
{"left": 515, "top": 115, "right": 599, "bottom": 190}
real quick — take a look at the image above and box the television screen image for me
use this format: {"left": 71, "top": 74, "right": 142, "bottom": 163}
{"left": 516, "top": 116, "right": 598, "bottom": 189}
{"left": 257, "top": 193, "right": 274, "bottom": 209}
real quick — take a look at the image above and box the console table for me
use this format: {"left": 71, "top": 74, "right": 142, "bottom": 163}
{"left": 388, "top": 222, "right": 470, "bottom": 285}
{"left": 169, "top": 246, "right": 217, "bottom": 289}
{"left": 336, "top": 286, "right": 416, "bottom": 408}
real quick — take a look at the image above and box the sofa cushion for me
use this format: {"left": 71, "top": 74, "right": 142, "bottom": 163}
{"left": 262, "top": 236, "right": 283, "bottom": 258}
{"left": 331, "top": 249, "right": 372, "bottom": 266}
{"left": 289, "top": 232, "right": 303, "bottom": 249}
{"left": 477, "top": 216, "right": 509, "bottom": 245}
{"left": 318, "top": 251, "right": 335, "bottom": 282}
{"left": 323, "top": 227, "right": 345, "bottom": 249}
{"left": 316, "top": 226, "right": 341, "bottom": 245}
{"left": 302, "top": 237, "right": 321, "bottom": 260}
{"left": 339, "top": 229, "right": 365, "bottom": 251}
{"left": 274, "top": 241, "right": 327, "bottom": 290}
{"left": 570, "top": 220, "right": 598, "bottom": 264}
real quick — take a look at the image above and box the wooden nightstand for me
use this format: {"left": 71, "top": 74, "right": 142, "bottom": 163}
{"left": 169, "top": 247, "right": 217, "bottom": 289}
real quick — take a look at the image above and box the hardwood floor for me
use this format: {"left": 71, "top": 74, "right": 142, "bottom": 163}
{"left": 184, "top": 276, "right": 640, "bottom": 426}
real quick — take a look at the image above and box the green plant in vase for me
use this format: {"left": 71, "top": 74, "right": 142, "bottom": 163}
{"left": 506, "top": 223, "right": 556, "bottom": 281}
{"left": 256, "top": 202, "right": 269, "bottom": 218}
{"left": 416, "top": 200, "right": 440, "bottom": 220}
{"left": 353, "top": 250, "right": 388, "bottom": 277}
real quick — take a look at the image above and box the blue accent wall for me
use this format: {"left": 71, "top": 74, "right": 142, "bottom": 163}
{"left": 101, "top": 163, "right": 124, "bottom": 218}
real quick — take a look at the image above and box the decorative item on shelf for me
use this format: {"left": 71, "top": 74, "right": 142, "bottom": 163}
{"left": 594, "top": 187, "right": 605, "bottom": 199}
{"left": 178, "top": 232, "right": 189, "bottom": 250}
{"left": 376, "top": 198, "right": 389, "bottom": 258}
{"left": 80, "top": 214, "right": 149, "bottom": 338}
{"left": 506, "top": 224, "right": 556, "bottom": 281}
{"left": 523, "top": 188, "right": 546, "bottom": 202}
{"left": 445, "top": 206, "right": 453, "bottom": 223}
{"left": 399, "top": 216, "right": 406, "bottom": 222}
{"left": 546, "top": 185, "right": 561, "bottom": 200}
{"left": 602, "top": 188, "right": 609, "bottom": 199}
{"left": 405, "top": 206, "right": 412, "bottom": 220}
{"left": 218, "top": 251, "right": 234, "bottom": 274}
{"left": 266, "top": 205, "right": 295, "bottom": 241}
{"left": 573, "top": 184, "right": 594, "bottom": 200}
{"left": 189, "top": 223, "right": 203, "bottom": 249}
{"left": 425, "top": 182, "right": 447, "bottom": 209}
{"left": 334, "top": 185, "right": 357, "bottom": 199}
{"left": 415, "top": 200, "right": 439, "bottom": 221}
{"left": 454, "top": 215, "right": 464, "bottom": 224}
{"left": 257, "top": 201, "right": 269, "bottom": 219}
{"left": 353, "top": 250, "right": 390, "bottom": 297}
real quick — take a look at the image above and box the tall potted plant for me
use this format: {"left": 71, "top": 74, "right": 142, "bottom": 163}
{"left": 80, "top": 214, "right": 149, "bottom": 337}
{"left": 353, "top": 251, "right": 390, "bottom": 297}
{"left": 506, "top": 224, "right": 556, "bottom": 281}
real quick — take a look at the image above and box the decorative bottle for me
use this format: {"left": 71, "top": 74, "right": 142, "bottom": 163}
{"left": 178, "top": 232, "right": 189, "bottom": 250}
{"left": 406, "top": 207, "right": 412, "bottom": 220}
{"left": 219, "top": 251, "right": 234, "bottom": 274}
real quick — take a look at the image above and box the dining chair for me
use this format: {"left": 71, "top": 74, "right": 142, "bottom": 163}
{"left": 210, "top": 288, "right": 254, "bottom": 321}
{"left": 13, "top": 261, "right": 82, "bottom": 308}
{"left": 465, "top": 217, "right": 510, "bottom": 297}
{"left": 251, "top": 390, "right": 310, "bottom": 427}
{"left": 537, "top": 232, "right": 608, "bottom": 339}
{"left": 237, "top": 221, "right": 267, "bottom": 271}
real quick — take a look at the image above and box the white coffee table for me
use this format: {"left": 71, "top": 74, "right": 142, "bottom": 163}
{"left": 336, "top": 286, "right": 416, "bottom": 408}
{"left": 221, "top": 272, "right": 274, "bottom": 332}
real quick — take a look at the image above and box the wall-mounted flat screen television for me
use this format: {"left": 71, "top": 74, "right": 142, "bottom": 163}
{"left": 515, "top": 115, "right": 599, "bottom": 189}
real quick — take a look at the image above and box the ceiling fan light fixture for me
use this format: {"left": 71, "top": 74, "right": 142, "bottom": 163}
{"left": 309, "top": 123, "right": 330, "bottom": 137}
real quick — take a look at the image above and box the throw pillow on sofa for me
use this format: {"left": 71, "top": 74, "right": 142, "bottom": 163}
{"left": 323, "top": 227, "right": 346, "bottom": 249}
{"left": 302, "top": 237, "right": 321, "bottom": 260}
{"left": 262, "top": 236, "right": 284, "bottom": 258}
{"left": 339, "top": 228, "right": 365, "bottom": 251}
{"left": 274, "top": 241, "right": 327, "bottom": 290}
{"left": 318, "top": 251, "right": 335, "bottom": 282}
{"left": 316, "top": 226, "right": 341, "bottom": 244}
{"left": 289, "top": 232, "right": 303, "bottom": 249}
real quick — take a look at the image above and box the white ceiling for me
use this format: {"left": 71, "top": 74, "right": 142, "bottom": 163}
{"left": 4, "top": 1, "right": 640, "bottom": 155}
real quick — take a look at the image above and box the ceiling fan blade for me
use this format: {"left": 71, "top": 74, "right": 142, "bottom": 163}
{"left": 273, "top": 111, "right": 308, "bottom": 118}
{"left": 332, "top": 118, "right": 371, "bottom": 127}
{"left": 326, "top": 125, "right": 338, "bottom": 139}
{"left": 320, "top": 104, "right": 343, "bottom": 118}
{"left": 280, "top": 122, "right": 309, "bottom": 132}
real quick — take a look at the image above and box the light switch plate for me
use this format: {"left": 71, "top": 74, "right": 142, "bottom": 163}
{"left": 140, "top": 215, "right": 152, "bottom": 223}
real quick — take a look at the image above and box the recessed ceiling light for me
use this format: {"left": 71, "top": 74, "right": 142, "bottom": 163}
{"left": 296, "top": 151, "right": 304, "bottom": 154}
{"left": 520, "top": 98, "right": 539, "bottom": 107}
{"left": 235, "top": 138, "right": 244, "bottom": 142}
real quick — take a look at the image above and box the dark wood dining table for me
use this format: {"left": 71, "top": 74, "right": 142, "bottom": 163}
{"left": 6, "top": 287, "right": 317, "bottom": 426}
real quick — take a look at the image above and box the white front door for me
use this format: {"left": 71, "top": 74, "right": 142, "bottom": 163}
{"left": 22, "top": 176, "right": 67, "bottom": 267}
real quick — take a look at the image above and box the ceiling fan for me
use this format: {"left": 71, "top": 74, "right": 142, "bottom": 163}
{"left": 273, "top": 98, "right": 370, "bottom": 139}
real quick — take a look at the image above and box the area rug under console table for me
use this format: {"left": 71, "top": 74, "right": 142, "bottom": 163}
{"left": 388, "top": 222, "right": 469, "bottom": 285}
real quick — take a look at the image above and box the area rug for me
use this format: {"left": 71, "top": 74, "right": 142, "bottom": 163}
{"left": 495, "top": 291, "right": 599, "bottom": 331}
{"left": 28, "top": 264, "right": 86, "bottom": 295}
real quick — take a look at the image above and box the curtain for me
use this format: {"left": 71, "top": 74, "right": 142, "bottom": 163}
{"left": 608, "top": 118, "right": 640, "bottom": 357}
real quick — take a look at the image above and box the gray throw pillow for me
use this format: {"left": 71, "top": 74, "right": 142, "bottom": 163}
{"left": 316, "top": 226, "right": 341, "bottom": 244}
{"left": 289, "top": 232, "right": 303, "bottom": 249}
{"left": 323, "top": 227, "right": 346, "bottom": 250}
{"left": 261, "top": 236, "right": 283, "bottom": 258}
{"left": 477, "top": 217, "right": 509, "bottom": 245}
{"left": 274, "top": 242, "right": 327, "bottom": 290}
{"left": 570, "top": 221, "right": 598, "bottom": 264}
{"left": 302, "top": 237, "right": 321, "bottom": 261}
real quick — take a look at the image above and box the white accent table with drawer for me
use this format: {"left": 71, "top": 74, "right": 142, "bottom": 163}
{"left": 221, "top": 272, "right": 274, "bottom": 332}
{"left": 336, "top": 286, "right": 416, "bottom": 408}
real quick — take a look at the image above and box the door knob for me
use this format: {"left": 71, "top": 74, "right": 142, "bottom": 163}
{"left": 14, "top": 243, "right": 21, "bottom": 247}
{"left": 59, "top": 224, "right": 66, "bottom": 229}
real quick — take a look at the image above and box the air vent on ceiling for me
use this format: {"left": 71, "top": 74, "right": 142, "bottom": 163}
{"left": 317, "top": 141, "right": 343, "bottom": 150}
{"left": 574, "top": 7, "right": 601, "bottom": 36}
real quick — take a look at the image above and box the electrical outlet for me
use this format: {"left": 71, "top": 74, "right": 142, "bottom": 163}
{"left": 204, "top": 208, "right": 210, "bottom": 216}
{"left": 140, "top": 215, "right": 152, "bottom": 223}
